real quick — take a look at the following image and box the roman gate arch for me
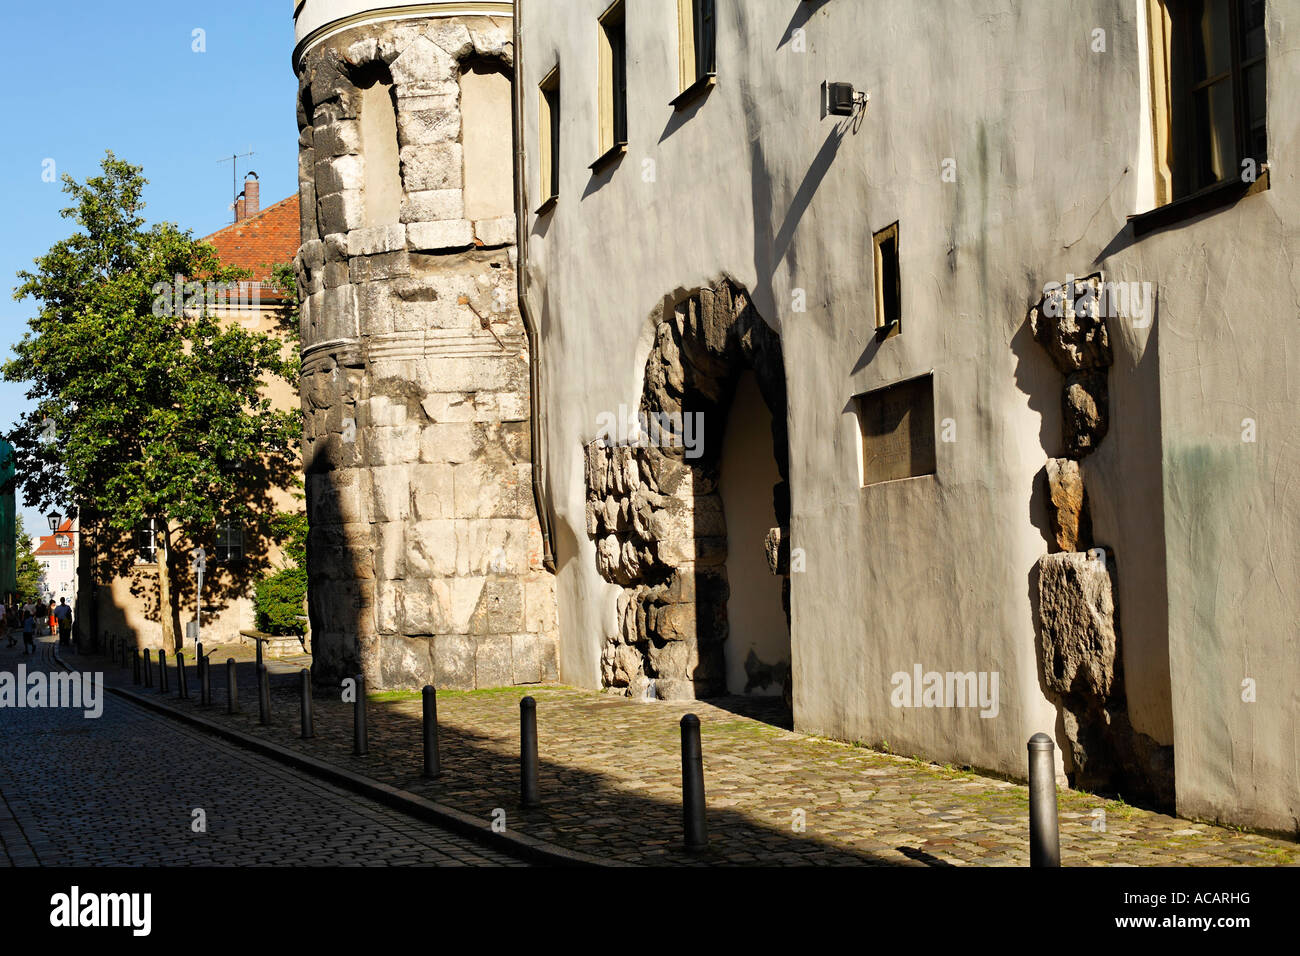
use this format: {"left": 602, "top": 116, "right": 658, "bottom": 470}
{"left": 586, "top": 277, "right": 792, "bottom": 704}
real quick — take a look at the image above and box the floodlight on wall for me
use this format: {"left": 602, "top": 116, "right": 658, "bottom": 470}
{"left": 826, "top": 81, "right": 868, "bottom": 117}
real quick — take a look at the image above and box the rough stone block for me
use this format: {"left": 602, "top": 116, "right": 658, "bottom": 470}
{"left": 379, "top": 635, "right": 433, "bottom": 688}
{"left": 420, "top": 422, "right": 481, "bottom": 464}
{"left": 474, "top": 215, "right": 516, "bottom": 248}
{"left": 468, "top": 578, "right": 524, "bottom": 634}
{"left": 454, "top": 518, "right": 530, "bottom": 576}
{"left": 400, "top": 143, "right": 463, "bottom": 191}
{"left": 1046, "top": 458, "right": 1091, "bottom": 552}
{"left": 407, "top": 219, "right": 475, "bottom": 251}
{"left": 317, "top": 190, "right": 365, "bottom": 233}
{"left": 317, "top": 154, "right": 365, "bottom": 195}
{"left": 370, "top": 464, "right": 411, "bottom": 522}
{"left": 402, "top": 189, "right": 465, "bottom": 224}
{"left": 1063, "top": 370, "right": 1109, "bottom": 457}
{"left": 1036, "top": 551, "right": 1118, "bottom": 701}
{"left": 427, "top": 20, "right": 474, "bottom": 58}
{"left": 390, "top": 36, "right": 458, "bottom": 92}
{"left": 397, "top": 105, "right": 460, "bottom": 147}
{"left": 406, "top": 519, "right": 457, "bottom": 577}
{"left": 475, "top": 634, "right": 514, "bottom": 688}
{"left": 1030, "top": 275, "right": 1114, "bottom": 372}
{"left": 369, "top": 424, "right": 421, "bottom": 465}
{"left": 348, "top": 224, "right": 407, "bottom": 257}
{"left": 374, "top": 522, "right": 406, "bottom": 581}
{"left": 524, "top": 575, "right": 557, "bottom": 633}
{"left": 434, "top": 634, "right": 476, "bottom": 689}
{"left": 511, "top": 633, "right": 542, "bottom": 684}
{"left": 411, "top": 463, "right": 454, "bottom": 519}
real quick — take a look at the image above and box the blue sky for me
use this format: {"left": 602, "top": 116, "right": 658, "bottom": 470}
{"left": 1, "top": 1, "right": 300, "bottom": 534}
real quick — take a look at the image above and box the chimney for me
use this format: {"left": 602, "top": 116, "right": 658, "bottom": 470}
{"left": 235, "top": 191, "right": 247, "bottom": 222}
{"left": 243, "top": 172, "right": 260, "bottom": 219}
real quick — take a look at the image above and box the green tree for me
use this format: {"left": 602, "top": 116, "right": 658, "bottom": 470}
{"left": 255, "top": 509, "right": 308, "bottom": 635}
{"left": 14, "top": 515, "right": 44, "bottom": 600}
{"left": 3, "top": 153, "right": 300, "bottom": 651}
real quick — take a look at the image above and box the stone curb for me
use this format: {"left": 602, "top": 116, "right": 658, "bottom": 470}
{"left": 54, "top": 648, "right": 622, "bottom": 868}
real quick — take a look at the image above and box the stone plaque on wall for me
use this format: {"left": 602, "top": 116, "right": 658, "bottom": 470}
{"left": 856, "top": 375, "right": 936, "bottom": 485}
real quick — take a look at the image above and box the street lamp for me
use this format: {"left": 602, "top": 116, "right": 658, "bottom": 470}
{"left": 47, "top": 512, "right": 60, "bottom": 532}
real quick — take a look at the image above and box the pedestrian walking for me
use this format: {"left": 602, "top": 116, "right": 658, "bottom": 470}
{"left": 22, "top": 612, "right": 35, "bottom": 654}
{"left": 54, "top": 598, "right": 72, "bottom": 646}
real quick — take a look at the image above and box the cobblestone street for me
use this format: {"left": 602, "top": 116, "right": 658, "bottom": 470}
{"left": 71, "top": 640, "right": 1300, "bottom": 867}
{"left": 0, "top": 639, "right": 524, "bottom": 867}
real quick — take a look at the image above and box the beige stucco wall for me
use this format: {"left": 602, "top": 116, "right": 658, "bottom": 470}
{"left": 520, "top": 0, "right": 1300, "bottom": 830}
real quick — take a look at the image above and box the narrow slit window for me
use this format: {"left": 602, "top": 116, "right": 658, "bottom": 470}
{"left": 599, "top": 2, "right": 628, "bottom": 158}
{"left": 873, "top": 222, "right": 901, "bottom": 334}
{"left": 539, "top": 66, "right": 561, "bottom": 207}
{"left": 677, "top": 0, "right": 716, "bottom": 92}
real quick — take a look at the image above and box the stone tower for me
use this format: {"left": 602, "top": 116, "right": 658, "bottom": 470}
{"left": 292, "top": 0, "right": 558, "bottom": 689}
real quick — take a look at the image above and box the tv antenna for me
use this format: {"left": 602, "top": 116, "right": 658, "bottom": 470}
{"left": 217, "top": 150, "right": 256, "bottom": 222}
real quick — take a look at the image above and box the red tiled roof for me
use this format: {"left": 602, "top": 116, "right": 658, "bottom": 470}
{"left": 34, "top": 519, "right": 75, "bottom": 556}
{"left": 201, "top": 195, "right": 301, "bottom": 297}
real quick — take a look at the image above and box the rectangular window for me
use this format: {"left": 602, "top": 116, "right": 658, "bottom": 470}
{"left": 1150, "top": 0, "right": 1267, "bottom": 202}
{"left": 873, "top": 222, "right": 901, "bottom": 335}
{"left": 216, "top": 520, "right": 244, "bottom": 563}
{"left": 598, "top": 2, "right": 628, "bottom": 160}
{"left": 677, "top": 0, "right": 716, "bottom": 92}
{"left": 855, "top": 375, "right": 937, "bottom": 487}
{"left": 538, "top": 66, "right": 561, "bottom": 208}
{"left": 135, "top": 520, "right": 158, "bottom": 564}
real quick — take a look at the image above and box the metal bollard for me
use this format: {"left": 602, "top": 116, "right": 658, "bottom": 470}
{"left": 226, "top": 658, "right": 238, "bottom": 714}
{"left": 258, "top": 664, "right": 271, "bottom": 725}
{"left": 110, "top": 637, "right": 117, "bottom": 664}
{"left": 120, "top": 640, "right": 129, "bottom": 670}
{"left": 422, "top": 685, "right": 441, "bottom": 779}
{"left": 158, "top": 649, "right": 169, "bottom": 694}
{"left": 199, "top": 652, "right": 211, "bottom": 706}
{"left": 255, "top": 639, "right": 263, "bottom": 670}
{"left": 175, "top": 650, "right": 188, "bottom": 699}
{"left": 1028, "top": 733, "right": 1062, "bottom": 867}
{"left": 300, "top": 669, "right": 314, "bottom": 739}
{"left": 520, "top": 696, "right": 539, "bottom": 808}
{"left": 680, "top": 714, "right": 708, "bottom": 851}
{"left": 143, "top": 649, "right": 153, "bottom": 688}
{"left": 352, "top": 674, "right": 368, "bottom": 755}
{"left": 132, "top": 648, "right": 141, "bottom": 685}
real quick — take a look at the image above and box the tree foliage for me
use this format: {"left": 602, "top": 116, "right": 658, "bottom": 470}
{"left": 3, "top": 153, "right": 301, "bottom": 648}
{"left": 14, "top": 515, "right": 44, "bottom": 601}
{"left": 255, "top": 510, "right": 308, "bottom": 636}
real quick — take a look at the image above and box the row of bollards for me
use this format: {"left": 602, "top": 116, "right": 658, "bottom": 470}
{"left": 113, "top": 638, "right": 1063, "bottom": 861}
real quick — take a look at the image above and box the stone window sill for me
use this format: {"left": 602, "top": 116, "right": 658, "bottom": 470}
{"left": 589, "top": 142, "right": 627, "bottom": 174}
{"left": 670, "top": 73, "right": 716, "bottom": 111}
{"left": 534, "top": 195, "right": 558, "bottom": 216}
{"left": 1129, "top": 168, "right": 1270, "bottom": 238}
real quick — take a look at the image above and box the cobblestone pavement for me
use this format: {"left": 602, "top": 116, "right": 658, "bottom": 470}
{"left": 0, "top": 639, "right": 524, "bottom": 867}
{"left": 76, "top": 642, "right": 1299, "bottom": 867}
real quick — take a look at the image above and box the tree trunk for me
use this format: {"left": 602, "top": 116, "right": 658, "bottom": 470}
{"left": 155, "top": 518, "right": 179, "bottom": 653}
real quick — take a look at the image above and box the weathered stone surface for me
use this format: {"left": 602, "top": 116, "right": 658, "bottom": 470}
{"left": 474, "top": 215, "right": 516, "bottom": 248}
{"left": 407, "top": 219, "right": 474, "bottom": 251}
{"left": 402, "top": 189, "right": 465, "bottom": 223}
{"left": 1029, "top": 274, "right": 1114, "bottom": 372}
{"left": 1063, "top": 370, "right": 1109, "bottom": 457}
{"left": 1036, "top": 551, "right": 1118, "bottom": 701}
{"left": 348, "top": 224, "right": 407, "bottom": 257}
{"left": 1045, "top": 458, "right": 1091, "bottom": 551}
{"left": 764, "top": 526, "right": 789, "bottom": 575}
{"left": 400, "top": 143, "right": 463, "bottom": 191}
{"left": 300, "top": 18, "right": 555, "bottom": 694}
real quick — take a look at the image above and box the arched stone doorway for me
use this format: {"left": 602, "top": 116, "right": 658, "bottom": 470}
{"left": 586, "top": 277, "right": 791, "bottom": 703}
